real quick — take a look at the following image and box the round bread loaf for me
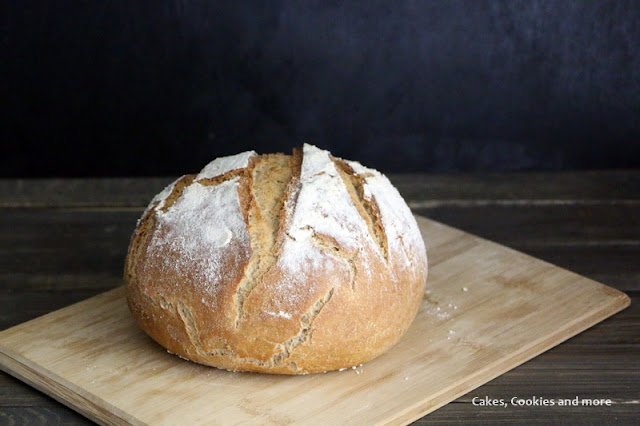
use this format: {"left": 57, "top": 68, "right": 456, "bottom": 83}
{"left": 125, "top": 144, "right": 427, "bottom": 374}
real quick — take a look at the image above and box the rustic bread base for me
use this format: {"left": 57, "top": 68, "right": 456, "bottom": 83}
{"left": 125, "top": 145, "right": 428, "bottom": 374}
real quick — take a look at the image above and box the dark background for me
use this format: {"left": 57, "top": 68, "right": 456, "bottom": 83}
{"left": 2, "top": 1, "right": 639, "bottom": 177}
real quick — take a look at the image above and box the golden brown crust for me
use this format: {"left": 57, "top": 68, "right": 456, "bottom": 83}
{"left": 125, "top": 145, "right": 427, "bottom": 374}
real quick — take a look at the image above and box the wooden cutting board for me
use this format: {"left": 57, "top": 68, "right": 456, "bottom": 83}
{"left": 0, "top": 216, "right": 630, "bottom": 425}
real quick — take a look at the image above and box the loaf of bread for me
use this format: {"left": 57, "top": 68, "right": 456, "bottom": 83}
{"left": 125, "top": 144, "right": 427, "bottom": 374}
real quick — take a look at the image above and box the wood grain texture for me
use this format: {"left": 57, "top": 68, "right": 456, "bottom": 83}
{"left": 2, "top": 171, "right": 639, "bottom": 207}
{"left": 0, "top": 217, "right": 630, "bottom": 425}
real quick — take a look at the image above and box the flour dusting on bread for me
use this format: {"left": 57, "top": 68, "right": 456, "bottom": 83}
{"left": 146, "top": 177, "right": 251, "bottom": 301}
{"left": 197, "top": 150, "right": 256, "bottom": 180}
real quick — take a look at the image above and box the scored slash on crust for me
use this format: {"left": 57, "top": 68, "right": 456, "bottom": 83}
{"left": 331, "top": 157, "right": 390, "bottom": 265}
{"left": 271, "top": 287, "right": 334, "bottom": 369}
{"left": 232, "top": 150, "right": 302, "bottom": 328}
{"left": 305, "top": 226, "right": 359, "bottom": 291}
{"left": 172, "top": 287, "right": 335, "bottom": 371}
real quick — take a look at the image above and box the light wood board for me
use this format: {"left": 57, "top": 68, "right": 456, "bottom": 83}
{"left": 0, "top": 216, "right": 630, "bottom": 425}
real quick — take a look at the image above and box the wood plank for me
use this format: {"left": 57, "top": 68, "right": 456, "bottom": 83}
{"left": 414, "top": 204, "right": 640, "bottom": 246}
{"left": 0, "top": 291, "right": 109, "bottom": 330}
{"left": 0, "top": 273, "right": 123, "bottom": 292}
{"left": 2, "top": 207, "right": 638, "bottom": 292}
{"left": 0, "top": 217, "right": 630, "bottom": 425}
{"left": 3, "top": 204, "right": 636, "bottom": 250}
{"left": 0, "top": 209, "right": 138, "bottom": 292}
{"left": 1, "top": 171, "right": 639, "bottom": 207}
{"left": 391, "top": 170, "right": 640, "bottom": 204}
{"left": 0, "top": 406, "right": 92, "bottom": 425}
{"left": 0, "top": 178, "right": 177, "bottom": 208}
{"left": 1, "top": 206, "right": 637, "bottom": 292}
{"left": 5, "top": 203, "right": 637, "bottom": 249}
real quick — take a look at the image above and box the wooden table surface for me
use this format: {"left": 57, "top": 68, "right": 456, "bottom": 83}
{"left": 1, "top": 171, "right": 638, "bottom": 425}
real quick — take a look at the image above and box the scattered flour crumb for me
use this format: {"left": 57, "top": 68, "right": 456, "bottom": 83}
{"left": 352, "top": 364, "right": 365, "bottom": 374}
{"left": 264, "top": 310, "right": 292, "bottom": 319}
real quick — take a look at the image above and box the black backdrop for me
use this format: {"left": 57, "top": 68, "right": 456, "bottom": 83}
{"left": 3, "top": 1, "right": 639, "bottom": 177}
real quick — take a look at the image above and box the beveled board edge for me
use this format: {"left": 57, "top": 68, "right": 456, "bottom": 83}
{"left": 0, "top": 346, "right": 143, "bottom": 426}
